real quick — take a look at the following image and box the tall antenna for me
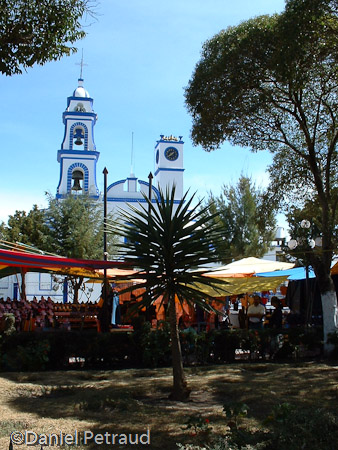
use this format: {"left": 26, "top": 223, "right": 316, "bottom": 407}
{"left": 130, "top": 131, "right": 135, "bottom": 176}
{"left": 76, "top": 49, "right": 88, "bottom": 79}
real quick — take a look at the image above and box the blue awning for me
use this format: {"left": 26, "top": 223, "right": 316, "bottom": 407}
{"left": 256, "top": 267, "right": 315, "bottom": 280}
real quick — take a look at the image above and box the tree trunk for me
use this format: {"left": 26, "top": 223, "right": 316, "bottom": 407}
{"left": 168, "top": 294, "right": 191, "bottom": 401}
{"left": 314, "top": 263, "right": 338, "bottom": 354}
{"left": 71, "top": 276, "right": 83, "bottom": 304}
{"left": 309, "top": 243, "right": 338, "bottom": 354}
{"left": 20, "top": 268, "right": 27, "bottom": 300}
{"left": 321, "top": 289, "right": 338, "bottom": 354}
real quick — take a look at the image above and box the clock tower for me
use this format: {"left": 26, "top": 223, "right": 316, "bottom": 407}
{"left": 154, "top": 135, "right": 184, "bottom": 200}
{"left": 56, "top": 78, "right": 99, "bottom": 199}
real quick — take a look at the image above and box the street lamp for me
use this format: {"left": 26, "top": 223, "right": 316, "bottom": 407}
{"left": 101, "top": 167, "right": 109, "bottom": 332}
{"left": 287, "top": 219, "right": 319, "bottom": 251}
{"left": 148, "top": 172, "right": 153, "bottom": 217}
{"left": 287, "top": 220, "right": 322, "bottom": 325}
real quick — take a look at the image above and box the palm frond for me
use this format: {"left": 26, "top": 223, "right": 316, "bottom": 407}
{"left": 107, "top": 186, "right": 228, "bottom": 311}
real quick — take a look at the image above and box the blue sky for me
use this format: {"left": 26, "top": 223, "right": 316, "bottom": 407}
{"left": 0, "top": 0, "right": 286, "bottom": 223}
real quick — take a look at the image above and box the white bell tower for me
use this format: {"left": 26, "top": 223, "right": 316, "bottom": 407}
{"left": 154, "top": 135, "right": 184, "bottom": 199}
{"left": 56, "top": 78, "right": 99, "bottom": 199}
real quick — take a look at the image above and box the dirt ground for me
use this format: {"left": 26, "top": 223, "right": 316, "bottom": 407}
{"left": 1, "top": 362, "right": 338, "bottom": 449}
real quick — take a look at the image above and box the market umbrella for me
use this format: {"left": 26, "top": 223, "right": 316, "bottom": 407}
{"left": 205, "top": 257, "right": 294, "bottom": 278}
{"left": 256, "top": 266, "right": 315, "bottom": 280}
{"left": 195, "top": 275, "right": 289, "bottom": 296}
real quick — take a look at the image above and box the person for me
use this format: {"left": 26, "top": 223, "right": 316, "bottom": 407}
{"left": 98, "top": 282, "right": 113, "bottom": 332}
{"left": 247, "top": 295, "right": 265, "bottom": 329}
{"left": 111, "top": 290, "right": 120, "bottom": 327}
{"left": 268, "top": 296, "right": 283, "bottom": 329}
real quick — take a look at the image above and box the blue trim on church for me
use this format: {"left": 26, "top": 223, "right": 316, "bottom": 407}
{"left": 105, "top": 180, "right": 161, "bottom": 203}
{"left": 154, "top": 167, "right": 185, "bottom": 176}
{"left": 138, "top": 180, "right": 161, "bottom": 200}
{"left": 56, "top": 193, "right": 100, "bottom": 200}
{"left": 63, "top": 111, "right": 97, "bottom": 119}
{"left": 65, "top": 96, "right": 95, "bottom": 110}
{"left": 107, "top": 197, "right": 158, "bottom": 203}
{"left": 57, "top": 150, "right": 100, "bottom": 162}
{"left": 107, "top": 179, "right": 127, "bottom": 190}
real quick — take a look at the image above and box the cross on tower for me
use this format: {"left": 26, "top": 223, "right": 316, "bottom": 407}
{"left": 76, "top": 49, "right": 88, "bottom": 79}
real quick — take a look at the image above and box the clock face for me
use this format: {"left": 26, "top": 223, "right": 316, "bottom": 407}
{"left": 164, "top": 146, "right": 179, "bottom": 161}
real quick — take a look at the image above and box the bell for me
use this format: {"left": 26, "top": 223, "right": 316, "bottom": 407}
{"left": 73, "top": 128, "right": 84, "bottom": 145}
{"left": 71, "top": 170, "right": 83, "bottom": 191}
{"left": 72, "top": 178, "right": 82, "bottom": 191}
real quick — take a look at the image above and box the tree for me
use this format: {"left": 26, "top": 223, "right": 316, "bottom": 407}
{"left": 0, "top": 205, "right": 50, "bottom": 249}
{"left": 45, "top": 194, "right": 116, "bottom": 303}
{"left": 0, "top": 205, "right": 51, "bottom": 299}
{"left": 203, "top": 176, "right": 276, "bottom": 262}
{"left": 185, "top": 0, "right": 338, "bottom": 350}
{"left": 111, "top": 187, "right": 227, "bottom": 400}
{"left": 0, "top": 0, "right": 96, "bottom": 76}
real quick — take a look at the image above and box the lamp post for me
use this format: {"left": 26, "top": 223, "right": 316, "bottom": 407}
{"left": 287, "top": 220, "right": 322, "bottom": 325}
{"left": 145, "top": 172, "right": 153, "bottom": 319}
{"left": 103, "top": 167, "right": 108, "bottom": 263}
{"left": 102, "top": 167, "right": 109, "bottom": 331}
{"left": 148, "top": 172, "right": 153, "bottom": 217}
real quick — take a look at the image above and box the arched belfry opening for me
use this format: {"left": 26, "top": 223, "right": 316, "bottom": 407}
{"left": 73, "top": 126, "right": 85, "bottom": 149}
{"left": 71, "top": 169, "right": 84, "bottom": 194}
{"left": 74, "top": 102, "right": 86, "bottom": 112}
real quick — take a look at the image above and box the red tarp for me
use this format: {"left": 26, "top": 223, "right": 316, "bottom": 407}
{"left": 0, "top": 248, "right": 126, "bottom": 278}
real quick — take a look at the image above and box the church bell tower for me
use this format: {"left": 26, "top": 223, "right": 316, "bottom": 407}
{"left": 56, "top": 78, "right": 99, "bottom": 199}
{"left": 154, "top": 135, "right": 184, "bottom": 200}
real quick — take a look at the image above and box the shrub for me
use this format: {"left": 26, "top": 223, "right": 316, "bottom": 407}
{"left": 1, "top": 339, "right": 50, "bottom": 371}
{"left": 266, "top": 403, "right": 338, "bottom": 450}
{"left": 0, "top": 325, "right": 325, "bottom": 372}
{"left": 0, "top": 313, "right": 16, "bottom": 335}
{"left": 134, "top": 321, "right": 171, "bottom": 367}
{"left": 211, "top": 330, "right": 241, "bottom": 362}
{"left": 178, "top": 403, "right": 338, "bottom": 450}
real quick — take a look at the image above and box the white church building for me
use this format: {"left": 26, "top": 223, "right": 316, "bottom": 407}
{"left": 0, "top": 78, "right": 185, "bottom": 302}
{"left": 56, "top": 78, "right": 185, "bottom": 215}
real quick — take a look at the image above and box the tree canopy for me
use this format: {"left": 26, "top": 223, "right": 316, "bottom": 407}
{"left": 203, "top": 176, "right": 276, "bottom": 262}
{"left": 0, "top": 205, "right": 50, "bottom": 249}
{"left": 185, "top": 0, "right": 338, "bottom": 347}
{"left": 0, "top": 0, "right": 96, "bottom": 76}
{"left": 45, "top": 194, "right": 106, "bottom": 260}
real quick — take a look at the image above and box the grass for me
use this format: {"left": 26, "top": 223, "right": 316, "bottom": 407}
{"left": 1, "top": 362, "right": 338, "bottom": 449}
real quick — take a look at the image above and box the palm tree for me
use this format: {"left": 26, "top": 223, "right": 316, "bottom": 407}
{"left": 110, "top": 187, "right": 227, "bottom": 401}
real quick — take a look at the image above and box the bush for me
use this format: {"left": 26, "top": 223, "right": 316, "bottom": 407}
{"left": 1, "top": 338, "right": 50, "bottom": 371}
{"left": 211, "top": 330, "right": 241, "bottom": 362}
{"left": 177, "top": 403, "right": 338, "bottom": 450}
{"left": 0, "top": 325, "right": 325, "bottom": 372}
{"left": 266, "top": 403, "right": 338, "bottom": 450}
{"left": 134, "top": 321, "right": 171, "bottom": 367}
{"left": 0, "top": 313, "right": 16, "bottom": 335}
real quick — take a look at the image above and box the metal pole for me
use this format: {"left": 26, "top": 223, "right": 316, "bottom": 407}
{"left": 102, "top": 167, "right": 108, "bottom": 331}
{"left": 146, "top": 172, "right": 153, "bottom": 316}
{"left": 148, "top": 172, "right": 153, "bottom": 216}
{"left": 103, "top": 167, "right": 108, "bottom": 262}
